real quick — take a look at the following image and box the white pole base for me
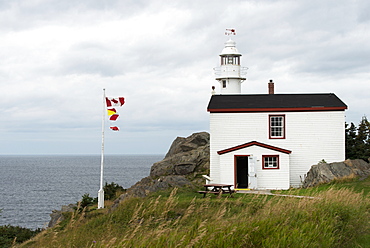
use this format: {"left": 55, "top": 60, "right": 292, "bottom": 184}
{"left": 98, "top": 189, "right": 104, "bottom": 209}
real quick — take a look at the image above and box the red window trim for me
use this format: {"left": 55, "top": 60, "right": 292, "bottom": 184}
{"left": 269, "top": 114, "right": 285, "bottom": 139}
{"left": 262, "top": 155, "right": 280, "bottom": 170}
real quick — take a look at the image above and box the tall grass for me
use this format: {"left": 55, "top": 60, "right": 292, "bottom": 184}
{"left": 20, "top": 187, "right": 369, "bottom": 248}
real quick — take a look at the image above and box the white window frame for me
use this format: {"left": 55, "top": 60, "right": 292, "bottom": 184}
{"left": 262, "top": 155, "right": 279, "bottom": 169}
{"left": 269, "top": 115, "right": 285, "bottom": 139}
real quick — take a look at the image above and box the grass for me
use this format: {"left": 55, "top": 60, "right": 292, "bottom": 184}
{"left": 18, "top": 179, "right": 370, "bottom": 248}
{"left": 272, "top": 175, "right": 370, "bottom": 196}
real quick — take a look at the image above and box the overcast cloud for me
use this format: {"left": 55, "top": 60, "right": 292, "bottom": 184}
{"left": 0, "top": 0, "right": 369, "bottom": 155}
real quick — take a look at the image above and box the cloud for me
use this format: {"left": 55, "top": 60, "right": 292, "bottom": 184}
{"left": 59, "top": 42, "right": 124, "bottom": 77}
{"left": 0, "top": 0, "right": 369, "bottom": 154}
{"left": 356, "top": 0, "right": 370, "bottom": 23}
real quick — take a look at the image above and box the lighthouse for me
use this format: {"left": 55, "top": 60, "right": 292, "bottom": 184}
{"left": 214, "top": 38, "right": 247, "bottom": 94}
{"left": 207, "top": 31, "right": 347, "bottom": 190}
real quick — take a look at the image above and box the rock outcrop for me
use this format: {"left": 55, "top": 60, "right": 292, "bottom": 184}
{"left": 48, "top": 204, "right": 76, "bottom": 228}
{"left": 110, "top": 132, "right": 210, "bottom": 210}
{"left": 302, "top": 159, "right": 370, "bottom": 188}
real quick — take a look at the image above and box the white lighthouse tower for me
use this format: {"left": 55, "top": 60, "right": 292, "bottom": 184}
{"left": 214, "top": 36, "right": 247, "bottom": 94}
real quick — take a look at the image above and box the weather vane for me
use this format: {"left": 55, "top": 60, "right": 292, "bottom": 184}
{"left": 225, "top": 28, "right": 236, "bottom": 35}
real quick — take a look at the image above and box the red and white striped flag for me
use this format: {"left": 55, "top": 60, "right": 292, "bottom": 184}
{"left": 106, "top": 97, "right": 125, "bottom": 131}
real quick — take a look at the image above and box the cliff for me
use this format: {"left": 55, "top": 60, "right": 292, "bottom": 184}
{"left": 110, "top": 132, "right": 210, "bottom": 210}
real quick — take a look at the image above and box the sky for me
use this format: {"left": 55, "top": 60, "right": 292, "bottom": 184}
{"left": 0, "top": 0, "right": 369, "bottom": 155}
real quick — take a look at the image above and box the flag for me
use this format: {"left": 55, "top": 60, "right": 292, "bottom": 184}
{"left": 109, "top": 114, "right": 119, "bottom": 121}
{"left": 225, "top": 28, "right": 236, "bottom": 35}
{"left": 106, "top": 97, "right": 125, "bottom": 107}
{"left": 107, "top": 108, "right": 117, "bottom": 116}
{"left": 106, "top": 97, "right": 125, "bottom": 131}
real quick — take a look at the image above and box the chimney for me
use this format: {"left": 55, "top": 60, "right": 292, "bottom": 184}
{"left": 268, "top": 79, "right": 274, "bottom": 94}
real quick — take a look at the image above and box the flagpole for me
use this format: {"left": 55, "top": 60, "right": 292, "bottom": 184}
{"left": 98, "top": 88, "right": 106, "bottom": 209}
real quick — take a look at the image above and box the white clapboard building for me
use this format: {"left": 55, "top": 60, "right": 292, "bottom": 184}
{"left": 208, "top": 38, "right": 347, "bottom": 190}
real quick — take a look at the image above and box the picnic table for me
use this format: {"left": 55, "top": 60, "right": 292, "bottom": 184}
{"left": 198, "top": 184, "right": 235, "bottom": 198}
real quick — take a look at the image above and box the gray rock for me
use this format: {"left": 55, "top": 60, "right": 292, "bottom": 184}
{"left": 344, "top": 159, "right": 370, "bottom": 179}
{"left": 150, "top": 132, "right": 209, "bottom": 178}
{"left": 48, "top": 204, "right": 76, "bottom": 228}
{"left": 161, "top": 175, "right": 192, "bottom": 187}
{"left": 165, "top": 132, "right": 209, "bottom": 158}
{"left": 174, "top": 162, "right": 196, "bottom": 175}
{"left": 302, "top": 159, "right": 370, "bottom": 188}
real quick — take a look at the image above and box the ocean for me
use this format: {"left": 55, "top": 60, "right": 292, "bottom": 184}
{"left": 0, "top": 154, "right": 163, "bottom": 230}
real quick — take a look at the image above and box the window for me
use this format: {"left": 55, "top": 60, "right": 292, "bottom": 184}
{"left": 221, "top": 56, "right": 240, "bottom": 65}
{"left": 227, "top": 56, "right": 234, "bottom": 64}
{"left": 222, "top": 80, "right": 227, "bottom": 88}
{"left": 262, "top": 155, "right": 279, "bottom": 169}
{"left": 269, "top": 115, "right": 285, "bottom": 139}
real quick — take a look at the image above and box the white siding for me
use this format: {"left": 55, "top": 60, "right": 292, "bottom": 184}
{"left": 210, "top": 111, "right": 345, "bottom": 188}
{"left": 218, "top": 146, "right": 290, "bottom": 190}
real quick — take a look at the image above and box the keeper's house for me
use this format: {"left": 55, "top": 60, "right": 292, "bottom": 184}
{"left": 208, "top": 38, "right": 347, "bottom": 190}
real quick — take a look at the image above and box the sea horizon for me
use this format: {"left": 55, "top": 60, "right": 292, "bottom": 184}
{"left": 0, "top": 154, "right": 164, "bottom": 230}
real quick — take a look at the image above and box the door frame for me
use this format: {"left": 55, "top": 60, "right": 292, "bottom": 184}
{"left": 234, "top": 155, "right": 250, "bottom": 189}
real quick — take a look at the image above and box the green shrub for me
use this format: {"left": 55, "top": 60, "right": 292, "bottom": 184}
{"left": 79, "top": 193, "right": 94, "bottom": 210}
{"left": 103, "top": 182, "right": 126, "bottom": 200}
{"left": 0, "top": 225, "right": 41, "bottom": 248}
